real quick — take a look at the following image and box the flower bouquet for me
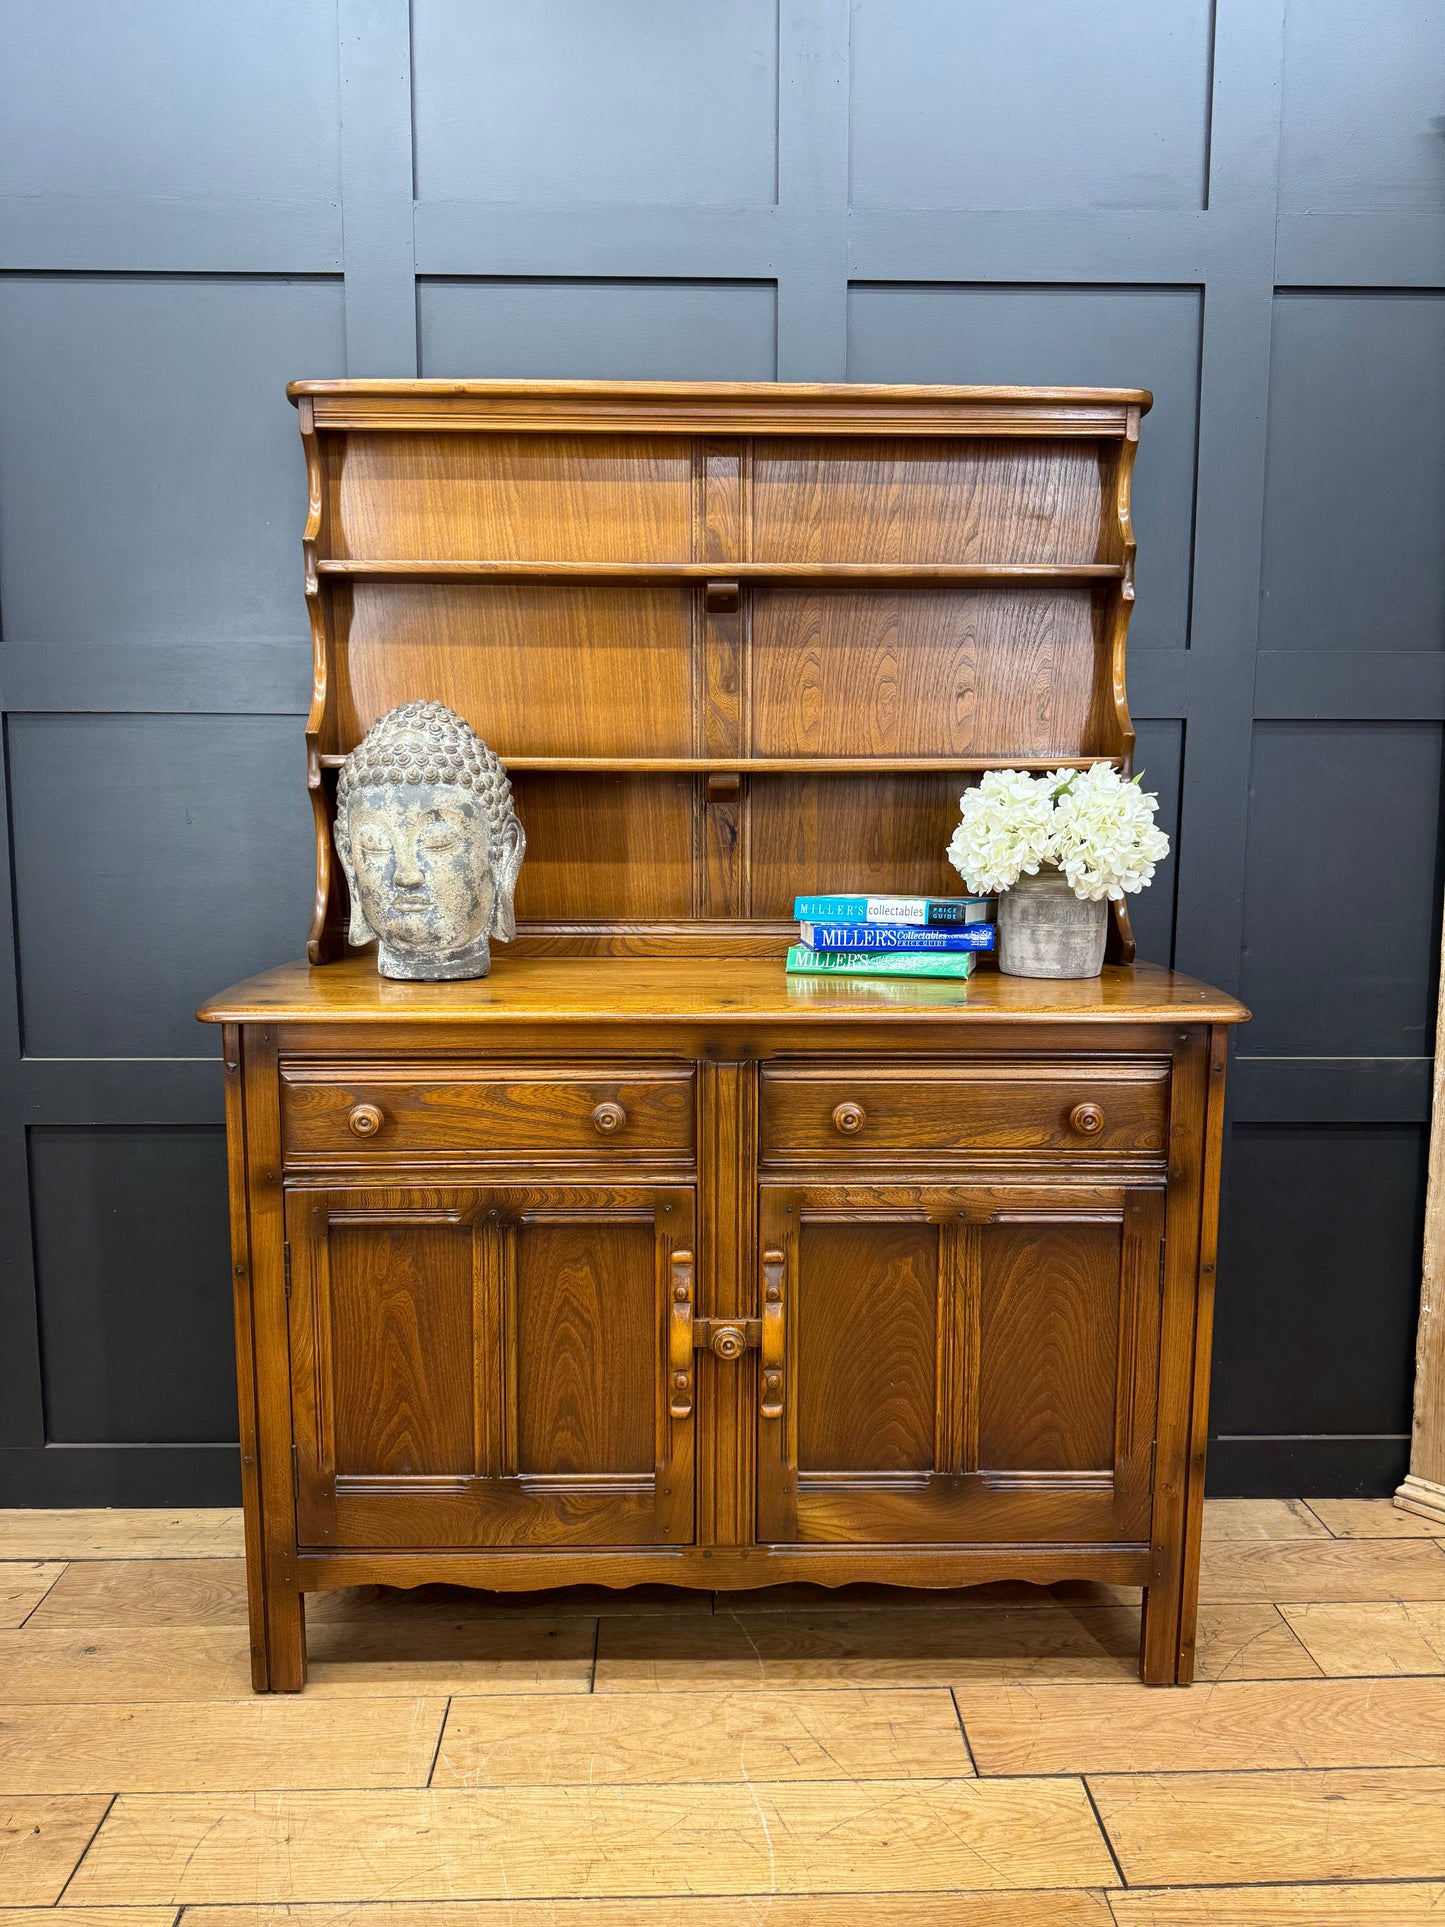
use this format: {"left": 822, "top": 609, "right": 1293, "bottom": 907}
{"left": 946, "top": 764, "right": 1170, "bottom": 978}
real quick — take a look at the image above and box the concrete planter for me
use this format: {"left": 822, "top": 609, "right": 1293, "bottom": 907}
{"left": 997, "top": 865, "right": 1108, "bottom": 978}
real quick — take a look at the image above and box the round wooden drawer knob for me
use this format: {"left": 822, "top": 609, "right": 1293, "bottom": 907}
{"left": 709, "top": 1325, "right": 748, "bottom": 1362}
{"left": 347, "top": 1103, "right": 384, "bottom": 1138}
{"left": 832, "top": 1101, "right": 867, "bottom": 1136}
{"left": 592, "top": 1101, "right": 628, "bottom": 1136}
{"left": 1069, "top": 1102, "right": 1105, "bottom": 1138}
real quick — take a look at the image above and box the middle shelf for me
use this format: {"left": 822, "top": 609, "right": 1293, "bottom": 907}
{"left": 315, "top": 559, "right": 1126, "bottom": 587}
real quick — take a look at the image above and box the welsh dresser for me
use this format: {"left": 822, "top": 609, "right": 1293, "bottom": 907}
{"left": 200, "top": 380, "right": 1247, "bottom": 1690}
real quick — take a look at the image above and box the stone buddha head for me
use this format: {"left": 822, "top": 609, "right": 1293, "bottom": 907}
{"left": 333, "top": 701, "right": 525, "bottom": 981}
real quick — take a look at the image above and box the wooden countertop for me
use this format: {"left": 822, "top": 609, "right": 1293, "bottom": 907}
{"left": 198, "top": 954, "right": 1249, "bottom": 1027}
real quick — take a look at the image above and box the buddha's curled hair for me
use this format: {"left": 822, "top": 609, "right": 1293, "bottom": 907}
{"left": 336, "top": 700, "right": 516, "bottom": 865}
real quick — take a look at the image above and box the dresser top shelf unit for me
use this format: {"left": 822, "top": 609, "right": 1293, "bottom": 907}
{"left": 291, "top": 378, "right": 1151, "bottom": 965}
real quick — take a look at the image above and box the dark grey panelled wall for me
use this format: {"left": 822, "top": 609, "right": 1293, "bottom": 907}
{"left": 0, "top": 0, "right": 1441, "bottom": 1501}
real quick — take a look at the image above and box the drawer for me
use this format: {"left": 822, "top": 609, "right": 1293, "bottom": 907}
{"left": 760, "top": 1061, "right": 1169, "bottom": 1160}
{"left": 282, "top": 1064, "right": 695, "bottom": 1160}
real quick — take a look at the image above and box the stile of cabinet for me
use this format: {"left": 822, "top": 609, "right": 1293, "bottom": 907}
{"left": 201, "top": 382, "right": 1247, "bottom": 1693}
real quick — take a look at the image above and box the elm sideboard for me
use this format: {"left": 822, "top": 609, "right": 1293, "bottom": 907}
{"left": 201, "top": 380, "right": 1247, "bottom": 1689}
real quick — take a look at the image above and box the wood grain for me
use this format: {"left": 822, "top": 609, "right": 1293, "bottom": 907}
{"left": 0, "top": 1697, "right": 447, "bottom": 1792}
{"left": 511, "top": 773, "right": 698, "bottom": 922}
{"left": 67, "top": 1779, "right": 1118, "bottom": 1904}
{"left": 0, "top": 1912, "right": 178, "bottom": 1927}
{"left": 1202, "top": 1499, "right": 1332, "bottom": 1541}
{"left": 166, "top": 1896, "right": 1119, "bottom": 1927}
{"left": 794, "top": 1218, "right": 938, "bottom": 1473}
{"left": 433, "top": 1688, "right": 972, "bottom": 1785}
{"left": 0, "top": 1566, "right": 62, "bottom": 1629}
{"left": 334, "top": 583, "right": 695, "bottom": 758}
{"left": 514, "top": 1218, "right": 655, "bottom": 1476}
{"left": 750, "top": 437, "right": 1113, "bottom": 566}
{"left": 328, "top": 432, "right": 694, "bottom": 564}
{"left": 0, "top": 1622, "right": 594, "bottom": 1701}
{"left": 1197, "top": 1538, "right": 1445, "bottom": 1602}
{"left": 32, "top": 1557, "right": 706, "bottom": 1629}
{"left": 955, "top": 1675, "right": 1445, "bottom": 1774}
{"left": 1112, "top": 1885, "right": 1445, "bottom": 1925}
{"left": 1308, "top": 1499, "right": 1441, "bottom": 1538}
{"left": 199, "top": 954, "right": 1248, "bottom": 1028}
{"left": 594, "top": 1606, "right": 1142, "bottom": 1689}
{"left": 0, "top": 1510, "right": 242, "bottom": 1559}
{"left": 0, "top": 1797, "right": 110, "bottom": 1906}
{"left": 749, "top": 586, "right": 1104, "bottom": 759}
{"left": 1077, "top": 1603, "right": 1322, "bottom": 1681}
{"left": 1090, "top": 1768, "right": 1445, "bottom": 1886}
{"left": 1281, "top": 1601, "right": 1445, "bottom": 1676}
{"left": 977, "top": 1220, "right": 1120, "bottom": 1473}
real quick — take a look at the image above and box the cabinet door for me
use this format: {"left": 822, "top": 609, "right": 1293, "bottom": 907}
{"left": 286, "top": 1184, "right": 694, "bottom": 1549}
{"left": 756, "top": 1183, "right": 1163, "bottom": 1546}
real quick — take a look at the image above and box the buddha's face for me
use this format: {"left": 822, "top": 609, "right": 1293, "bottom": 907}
{"left": 345, "top": 784, "right": 498, "bottom": 977}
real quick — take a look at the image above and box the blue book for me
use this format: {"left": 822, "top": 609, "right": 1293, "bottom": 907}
{"left": 799, "top": 921, "right": 995, "bottom": 952}
{"left": 792, "top": 893, "right": 991, "bottom": 927}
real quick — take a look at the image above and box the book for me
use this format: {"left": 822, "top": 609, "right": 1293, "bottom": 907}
{"left": 792, "top": 894, "right": 991, "bottom": 927}
{"left": 785, "top": 944, "right": 975, "bottom": 979}
{"left": 799, "top": 921, "right": 994, "bottom": 952}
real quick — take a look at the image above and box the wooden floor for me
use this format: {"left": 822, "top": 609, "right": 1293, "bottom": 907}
{"left": 1, "top": 1501, "right": 1444, "bottom": 1923}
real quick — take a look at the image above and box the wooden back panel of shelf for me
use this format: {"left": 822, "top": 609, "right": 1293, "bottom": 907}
{"left": 289, "top": 380, "right": 1150, "bottom": 961}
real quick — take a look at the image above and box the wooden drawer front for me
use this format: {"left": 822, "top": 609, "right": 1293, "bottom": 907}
{"left": 282, "top": 1065, "right": 695, "bottom": 1160}
{"left": 760, "top": 1062, "right": 1168, "bottom": 1160}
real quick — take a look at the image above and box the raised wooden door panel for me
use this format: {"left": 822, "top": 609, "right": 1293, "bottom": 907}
{"left": 284, "top": 1183, "right": 694, "bottom": 1550}
{"left": 756, "top": 1182, "right": 1163, "bottom": 1547}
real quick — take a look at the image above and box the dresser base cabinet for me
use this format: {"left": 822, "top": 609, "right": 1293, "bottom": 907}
{"left": 204, "top": 956, "right": 1244, "bottom": 1691}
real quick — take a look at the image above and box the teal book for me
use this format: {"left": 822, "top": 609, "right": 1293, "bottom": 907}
{"left": 785, "top": 944, "right": 975, "bottom": 980}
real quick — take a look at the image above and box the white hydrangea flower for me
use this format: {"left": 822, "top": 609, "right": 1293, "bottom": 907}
{"left": 946, "top": 762, "right": 1170, "bottom": 902}
{"left": 946, "top": 767, "right": 1054, "bottom": 895}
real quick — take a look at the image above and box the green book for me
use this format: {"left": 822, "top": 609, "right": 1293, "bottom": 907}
{"left": 785, "top": 943, "right": 975, "bottom": 980}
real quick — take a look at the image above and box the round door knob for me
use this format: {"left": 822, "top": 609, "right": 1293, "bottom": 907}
{"left": 347, "top": 1103, "right": 384, "bottom": 1138}
{"left": 709, "top": 1325, "right": 748, "bottom": 1361}
{"left": 1069, "top": 1101, "right": 1105, "bottom": 1138}
{"left": 832, "top": 1101, "right": 867, "bottom": 1136}
{"left": 592, "top": 1101, "right": 627, "bottom": 1135}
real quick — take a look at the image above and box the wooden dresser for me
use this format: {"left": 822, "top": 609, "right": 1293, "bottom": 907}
{"left": 200, "top": 380, "right": 1247, "bottom": 1690}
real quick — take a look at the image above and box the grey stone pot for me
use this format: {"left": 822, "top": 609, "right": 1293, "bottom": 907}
{"left": 996, "top": 866, "right": 1108, "bottom": 978}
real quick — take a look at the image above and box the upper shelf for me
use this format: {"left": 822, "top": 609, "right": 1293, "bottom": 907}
{"left": 314, "top": 753, "right": 1125, "bottom": 774}
{"left": 315, "top": 559, "right": 1125, "bottom": 587}
{"left": 290, "top": 378, "right": 1152, "bottom": 438}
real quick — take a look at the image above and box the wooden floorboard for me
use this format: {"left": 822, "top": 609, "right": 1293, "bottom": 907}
{"left": 173, "top": 1900, "right": 1117, "bottom": 1926}
{"left": 433, "top": 1687, "right": 972, "bottom": 1785}
{"left": 65, "top": 1781, "right": 1119, "bottom": 1904}
{"left": 1307, "top": 1499, "right": 1442, "bottom": 1538}
{"left": 0, "top": 1502, "right": 1439, "bottom": 1913}
{"left": 1111, "top": 1885, "right": 1445, "bottom": 1924}
{"left": 1089, "top": 1768, "right": 1445, "bottom": 1886}
{"left": 0, "top": 1509, "right": 242, "bottom": 1559}
{"left": 0, "top": 1697, "right": 448, "bottom": 1792}
{"left": 954, "top": 1675, "right": 1445, "bottom": 1773}
{"left": 0, "top": 1796, "right": 111, "bottom": 1906}
{"left": 28, "top": 1560, "right": 708, "bottom": 1628}
{"left": 1280, "top": 1600, "right": 1445, "bottom": 1675}
{"left": 0, "top": 1565, "right": 63, "bottom": 1630}
{"left": 1196, "top": 1537, "right": 1445, "bottom": 1602}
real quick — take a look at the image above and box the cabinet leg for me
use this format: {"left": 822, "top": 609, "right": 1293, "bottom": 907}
{"left": 262, "top": 1584, "right": 307, "bottom": 1693}
{"left": 1139, "top": 1574, "right": 1195, "bottom": 1686}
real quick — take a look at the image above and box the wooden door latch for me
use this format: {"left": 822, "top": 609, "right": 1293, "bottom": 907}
{"left": 667, "top": 1246, "right": 787, "bottom": 1421}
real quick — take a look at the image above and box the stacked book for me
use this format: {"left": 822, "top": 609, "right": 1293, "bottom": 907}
{"left": 786, "top": 894, "right": 995, "bottom": 979}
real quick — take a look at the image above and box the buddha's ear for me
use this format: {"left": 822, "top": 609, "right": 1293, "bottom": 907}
{"left": 490, "top": 813, "right": 526, "bottom": 942}
{"left": 333, "top": 822, "right": 375, "bottom": 948}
